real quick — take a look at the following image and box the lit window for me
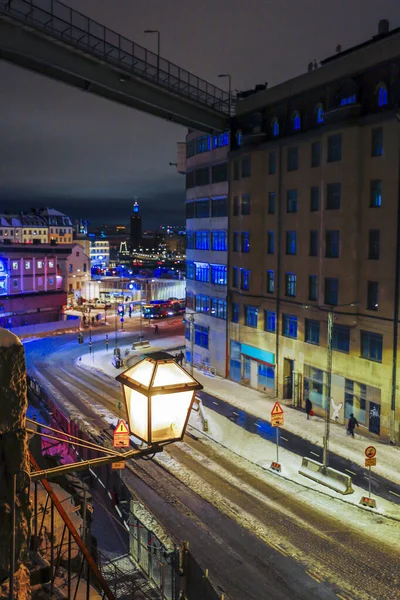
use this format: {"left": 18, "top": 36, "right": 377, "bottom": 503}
{"left": 377, "top": 84, "right": 388, "bottom": 107}
{"left": 267, "top": 270, "right": 274, "bottom": 293}
{"left": 316, "top": 104, "right": 324, "bottom": 124}
{"left": 292, "top": 111, "right": 301, "bottom": 131}
{"left": 282, "top": 314, "right": 297, "bottom": 338}
{"left": 25, "top": 261, "right": 31, "bottom": 269}
{"left": 48, "top": 261, "right": 54, "bottom": 268}
{"left": 37, "top": 261, "right": 43, "bottom": 268}
{"left": 370, "top": 180, "right": 382, "bottom": 207}
{"left": 285, "top": 273, "right": 296, "bottom": 297}
{"left": 265, "top": 311, "right": 276, "bottom": 333}
{"left": 341, "top": 94, "right": 356, "bottom": 106}
{"left": 245, "top": 305, "right": 258, "bottom": 328}
{"left": 272, "top": 118, "right": 279, "bottom": 137}
{"left": 12, "top": 261, "right": 18, "bottom": 270}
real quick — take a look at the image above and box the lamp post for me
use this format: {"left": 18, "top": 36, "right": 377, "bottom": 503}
{"left": 144, "top": 29, "right": 160, "bottom": 79}
{"left": 218, "top": 73, "right": 231, "bottom": 116}
{"left": 188, "top": 314, "right": 195, "bottom": 375}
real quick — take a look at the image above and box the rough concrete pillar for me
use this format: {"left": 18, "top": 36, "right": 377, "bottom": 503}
{"left": 0, "top": 328, "right": 30, "bottom": 580}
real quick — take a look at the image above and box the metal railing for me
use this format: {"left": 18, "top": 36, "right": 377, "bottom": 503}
{"left": 0, "top": 0, "right": 230, "bottom": 114}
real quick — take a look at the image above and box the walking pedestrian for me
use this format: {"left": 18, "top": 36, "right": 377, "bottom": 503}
{"left": 347, "top": 413, "right": 359, "bottom": 438}
{"left": 154, "top": 324, "right": 159, "bottom": 335}
{"left": 179, "top": 350, "right": 184, "bottom": 366}
{"left": 305, "top": 396, "right": 312, "bottom": 420}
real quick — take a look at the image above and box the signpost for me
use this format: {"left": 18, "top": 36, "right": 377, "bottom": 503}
{"left": 270, "top": 402, "right": 284, "bottom": 472}
{"left": 112, "top": 461, "right": 126, "bottom": 470}
{"left": 360, "top": 446, "right": 377, "bottom": 508}
{"left": 113, "top": 419, "right": 130, "bottom": 448}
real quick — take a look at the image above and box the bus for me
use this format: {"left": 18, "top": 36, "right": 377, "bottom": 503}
{"left": 142, "top": 299, "right": 186, "bottom": 319}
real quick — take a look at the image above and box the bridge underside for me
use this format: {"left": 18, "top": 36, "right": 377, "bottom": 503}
{"left": 0, "top": 19, "right": 228, "bottom": 133}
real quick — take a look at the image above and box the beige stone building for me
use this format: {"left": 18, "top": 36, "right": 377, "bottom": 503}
{"left": 228, "top": 20, "right": 400, "bottom": 442}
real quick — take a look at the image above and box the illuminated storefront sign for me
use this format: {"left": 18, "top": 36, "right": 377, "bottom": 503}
{"left": 0, "top": 258, "right": 8, "bottom": 295}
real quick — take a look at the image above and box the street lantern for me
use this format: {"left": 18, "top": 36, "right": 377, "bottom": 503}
{"left": 116, "top": 352, "right": 202, "bottom": 446}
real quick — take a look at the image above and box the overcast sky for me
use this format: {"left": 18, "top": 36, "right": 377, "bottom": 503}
{"left": 1, "top": 0, "right": 400, "bottom": 228}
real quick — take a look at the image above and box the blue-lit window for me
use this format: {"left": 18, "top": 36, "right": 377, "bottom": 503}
{"left": 333, "top": 325, "right": 350, "bottom": 353}
{"left": 211, "top": 264, "right": 227, "bottom": 285}
{"left": 236, "top": 130, "right": 243, "bottom": 147}
{"left": 240, "top": 268, "right": 250, "bottom": 291}
{"left": 186, "top": 292, "right": 194, "bottom": 310}
{"left": 286, "top": 231, "right": 297, "bottom": 255}
{"left": 371, "top": 128, "right": 383, "bottom": 157}
{"left": 285, "top": 273, "right": 296, "bottom": 297}
{"left": 272, "top": 118, "right": 279, "bottom": 136}
{"left": 232, "top": 303, "right": 239, "bottom": 323}
{"left": 245, "top": 305, "right": 258, "bottom": 328}
{"left": 68, "top": 263, "right": 73, "bottom": 274}
{"left": 267, "top": 231, "right": 274, "bottom": 254}
{"left": 326, "top": 230, "right": 340, "bottom": 258}
{"left": 195, "top": 263, "right": 210, "bottom": 282}
{"left": 241, "top": 195, "right": 251, "bottom": 216}
{"left": 233, "top": 232, "right": 239, "bottom": 253}
{"left": 265, "top": 310, "right": 276, "bottom": 333}
{"left": 195, "top": 199, "right": 210, "bottom": 218}
{"left": 211, "top": 297, "right": 227, "bottom": 319}
{"left": 186, "top": 231, "right": 195, "bottom": 249}
{"left": 258, "top": 363, "right": 274, "bottom": 389}
{"left": 269, "top": 152, "right": 276, "bottom": 175}
{"left": 305, "top": 319, "right": 320, "bottom": 345}
{"left": 268, "top": 192, "right": 276, "bottom": 214}
{"left": 196, "top": 135, "right": 211, "bottom": 154}
{"left": 316, "top": 104, "right": 324, "bottom": 124}
{"left": 361, "top": 331, "right": 382, "bottom": 363}
{"left": 377, "top": 84, "right": 388, "bottom": 107}
{"left": 340, "top": 94, "right": 356, "bottom": 106}
{"left": 309, "top": 275, "right": 318, "bottom": 301}
{"left": 282, "top": 314, "right": 298, "bottom": 338}
{"left": 232, "top": 266, "right": 239, "bottom": 288}
{"left": 327, "top": 134, "right": 342, "bottom": 162}
{"left": 213, "top": 131, "right": 230, "bottom": 148}
{"left": 186, "top": 261, "right": 195, "bottom": 279}
{"left": 185, "top": 324, "right": 191, "bottom": 340}
{"left": 370, "top": 180, "right": 382, "bottom": 207}
{"left": 292, "top": 111, "right": 301, "bottom": 131}
{"left": 194, "top": 324, "right": 209, "bottom": 349}
{"left": 195, "top": 295, "right": 210, "bottom": 313}
{"left": 287, "top": 189, "right": 298, "bottom": 213}
{"left": 211, "top": 231, "right": 227, "bottom": 251}
{"left": 241, "top": 232, "right": 250, "bottom": 253}
{"left": 324, "top": 277, "right": 339, "bottom": 305}
{"left": 195, "top": 231, "right": 210, "bottom": 250}
{"left": 267, "top": 270, "right": 274, "bottom": 293}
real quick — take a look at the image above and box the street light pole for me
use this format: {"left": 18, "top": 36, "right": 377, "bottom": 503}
{"left": 144, "top": 29, "right": 160, "bottom": 79}
{"left": 323, "top": 307, "right": 334, "bottom": 468}
{"left": 188, "top": 314, "right": 195, "bottom": 375}
{"left": 218, "top": 73, "right": 232, "bottom": 116}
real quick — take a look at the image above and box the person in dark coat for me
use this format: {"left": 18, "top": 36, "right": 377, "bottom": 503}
{"left": 347, "top": 413, "right": 359, "bottom": 437}
{"left": 179, "top": 350, "right": 184, "bottom": 366}
{"left": 154, "top": 324, "right": 159, "bottom": 335}
{"left": 305, "top": 397, "right": 312, "bottom": 420}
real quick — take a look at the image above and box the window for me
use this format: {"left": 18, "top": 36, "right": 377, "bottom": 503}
{"left": 377, "top": 84, "right": 388, "bottom": 107}
{"left": 233, "top": 160, "right": 240, "bottom": 180}
{"left": 195, "top": 231, "right": 210, "bottom": 250}
{"left": 232, "top": 303, "right": 239, "bottom": 323}
{"left": 267, "top": 231, "right": 274, "bottom": 254}
{"left": 367, "top": 281, "right": 379, "bottom": 311}
{"left": 68, "top": 263, "right": 73, "bottom": 274}
{"left": 327, "top": 134, "right": 342, "bottom": 162}
{"left": 370, "top": 180, "right": 382, "bottom": 207}
{"left": 212, "top": 163, "right": 228, "bottom": 183}
{"left": 326, "top": 230, "right": 340, "bottom": 258}
{"left": 211, "top": 264, "right": 227, "bottom": 285}
{"left": 195, "top": 199, "right": 210, "bottom": 218}
{"left": 211, "top": 231, "right": 227, "bottom": 251}
{"left": 241, "top": 268, "right": 250, "bottom": 291}
{"left": 269, "top": 152, "right": 276, "bottom": 175}
{"left": 311, "top": 141, "right": 321, "bottom": 167}
{"left": 309, "top": 230, "right": 318, "bottom": 257}
{"left": 316, "top": 104, "right": 324, "bottom": 124}
{"left": 211, "top": 197, "right": 228, "bottom": 217}
{"left": 272, "top": 118, "right": 279, "bottom": 136}
{"left": 267, "top": 270, "right": 274, "bottom": 293}
{"left": 282, "top": 314, "right": 298, "bottom": 338}
{"left": 213, "top": 131, "right": 229, "bottom": 148}
{"left": 287, "top": 189, "right": 298, "bottom": 213}
{"left": 241, "top": 195, "right": 251, "bottom": 216}
{"left": 211, "top": 298, "right": 227, "bottom": 320}
{"left": 371, "top": 128, "right": 383, "bottom": 157}
{"left": 195, "top": 262, "right": 210, "bottom": 282}
{"left": 25, "top": 261, "right": 31, "bottom": 269}
{"left": 186, "top": 202, "right": 195, "bottom": 219}
{"left": 196, "top": 135, "right": 211, "bottom": 154}
{"left": 368, "top": 230, "right": 380, "bottom": 260}
{"left": 344, "top": 379, "right": 367, "bottom": 425}
{"left": 309, "top": 275, "right": 318, "bottom": 301}
{"left": 285, "top": 273, "right": 296, "bottom": 297}
{"left": 361, "top": 331, "right": 382, "bottom": 363}
{"left": 310, "top": 186, "right": 319, "bottom": 211}
{"left": 326, "top": 183, "right": 341, "bottom": 209}
{"left": 232, "top": 266, "right": 239, "bottom": 288}
{"left": 187, "top": 140, "right": 195, "bottom": 158}
{"left": 245, "top": 305, "right": 258, "bottom": 328}
{"left": 341, "top": 94, "right": 356, "bottom": 106}
{"left": 268, "top": 192, "right": 276, "bottom": 214}
{"left": 305, "top": 319, "right": 320, "bottom": 345}
{"left": 186, "top": 231, "right": 195, "bottom": 249}
{"left": 241, "top": 157, "right": 251, "bottom": 178}
{"left": 333, "top": 325, "right": 350, "bottom": 353}
{"left": 12, "top": 261, "right": 18, "bottom": 270}
{"left": 195, "top": 295, "right": 210, "bottom": 313}
{"left": 186, "top": 262, "right": 195, "bottom": 279}
{"left": 241, "top": 232, "right": 250, "bottom": 253}
{"left": 83, "top": 263, "right": 87, "bottom": 272}
{"left": 233, "top": 232, "right": 239, "bottom": 252}
{"left": 292, "top": 111, "right": 301, "bottom": 131}
{"left": 194, "top": 324, "right": 209, "bottom": 349}
{"left": 48, "top": 277, "right": 54, "bottom": 285}
{"left": 13, "top": 279, "right": 18, "bottom": 288}
{"left": 324, "top": 277, "right": 339, "bottom": 305}
{"left": 265, "top": 311, "right": 276, "bottom": 333}
{"left": 233, "top": 196, "right": 240, "bottom": 216}
{"left": 286, "top": 231, "right": 297, "bottom": 255}
{"left": 287, "top": 147, "right": 298, "bottom": 171}
{"left": 195, "top": 167, "right": 210, "bottom": 186}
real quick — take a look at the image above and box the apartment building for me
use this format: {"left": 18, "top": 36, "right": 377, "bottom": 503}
{"left": 67, "top": 243, "right": 90, "bottom": 297}
{"left": 90, "top": 239, "right": 110, "bottom": 268}
{"left": 38, "top": 208, "right": 73, "bottom": 244}
{"left": 228, "top": 19, "right": 400, "bottom": 442}
{"left": 183, "top": 130, "right": 230, "bottom": 376}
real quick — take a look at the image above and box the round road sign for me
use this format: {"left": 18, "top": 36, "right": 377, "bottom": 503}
{"left": 365, "top": 446, "right": 376, "bottom": 459}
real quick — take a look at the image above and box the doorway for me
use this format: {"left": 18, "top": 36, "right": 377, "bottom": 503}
{"left": 283, "top": 358, "right": 294, "bottom": 399}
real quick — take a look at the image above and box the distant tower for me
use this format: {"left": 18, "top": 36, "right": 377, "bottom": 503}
{"left": 130, "top": 199, "right": 142, "bottom": 250}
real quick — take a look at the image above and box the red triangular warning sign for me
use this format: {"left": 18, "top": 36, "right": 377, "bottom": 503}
{"left": 116, "top": 419, "right": 129, "bottom": 434}
{"left": 271, "top": 402, "right": 283, "bottom": 416}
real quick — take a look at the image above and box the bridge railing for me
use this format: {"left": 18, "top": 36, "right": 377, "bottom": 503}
{"left": 0, "top": 0, "right": 230, "bottom": 114}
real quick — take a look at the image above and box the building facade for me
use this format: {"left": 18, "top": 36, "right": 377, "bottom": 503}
{"left": 228, "top": 20, "right": 400, "bottom": 442}
{"left": 130, "top": 201, "right": 142, "bottom": 250}
{"left": 183, "top": 129, "right": 230, "bottom": 376}
{"left": 38, "top": 208, "right": 73, "bottom": 244}
{"left": 67, "top": 244, "right": 90, "bottom": 297}
{"left": 90, "top": 239, "right": 110, "bottom": 268}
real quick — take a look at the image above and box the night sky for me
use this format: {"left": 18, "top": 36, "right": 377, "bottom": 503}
{"left": 1, "top": 0, "right": 400, "bottom": 229}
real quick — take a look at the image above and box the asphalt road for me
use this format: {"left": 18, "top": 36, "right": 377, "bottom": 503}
{"left": 24, "top": 328, "right": 400, "bottom": 600}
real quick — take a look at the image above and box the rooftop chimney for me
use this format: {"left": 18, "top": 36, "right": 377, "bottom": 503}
{"left": 378, "top": 19, "right": 389, "bottom": 35}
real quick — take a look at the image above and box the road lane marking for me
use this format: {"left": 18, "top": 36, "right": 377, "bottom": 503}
{"left": 345, "top": 469, "right": 356, "bottom": 476}
{"left": 213, "top": 401, "right": 219, "bottom": 406}
{"left": 310, "top": 451, "right": 320, "bottom": 458}
{"left": 232, "top": 411, "right": 238, "bottom": 416}
{"left": 306, "top": 569, "right": 324, "bottom": 583}
{"left": 389, "top": 490, "right": 400, "bottom": 498}
{"left": 280, "top": 436, "right": 288, "bottom": 441}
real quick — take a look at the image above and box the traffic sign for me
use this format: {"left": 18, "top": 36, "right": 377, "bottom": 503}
{"left": 365, "top": 457, "right": 376, "bottom": 467}
{"left": 365, "top": 446, "right": 376, "bottom": 459}
{"left": 113, "top": 419, "right": 130, "bottom": 448}
{"left": 112, "top": 461, "right": 126, "bottom": 470}
{"left": 271, "top": 414, "right": 284, "bottom": 428}
{"left": 271, "top": 402, "right": 284, "bottom": 416}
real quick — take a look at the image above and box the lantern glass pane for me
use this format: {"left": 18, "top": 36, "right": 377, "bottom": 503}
{"left": 124, "top": 360, "right": 154, "bottom": 389}
{"left": 151, "top": 391, "right": 193, "bottom": 442}
{"left": 153, "top": 362, "right": 194, "bottom": 387}
{"left": 126, "top": 388, "right": 149, "bottom": 441}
